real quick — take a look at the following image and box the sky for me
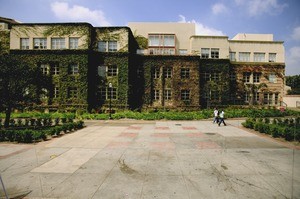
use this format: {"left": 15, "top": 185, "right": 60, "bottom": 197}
{"left": 0, "top": 0, "right": 300, "bottom": 75}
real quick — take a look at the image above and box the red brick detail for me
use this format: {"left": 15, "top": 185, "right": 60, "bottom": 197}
{"left": 196, "top": 141, "right": 221, "bottom": 149}
{"left": 128, "top": 126, "right": 142, "bottom": 130}
{"left": 182, "top": 126, "right": 197, "bottom": 130}
{"left": 186, "top": 133, "right": 205, "bottom": 138}
{"left": 155, "top": 127, "right": 169, "bottom": 130}
{"left": 106, "top": 141, "right": 131, "bottom": 149}
{"left": 151, "top": 133, "right": 170, "bottom": 137}
{"left": 150, "top": 142, "right": 175, "bottom": 149}
{"left": 118, "top": 133, "right": 138, "bottom": 138}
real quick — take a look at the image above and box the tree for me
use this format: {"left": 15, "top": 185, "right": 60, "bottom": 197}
{"left": 0, "top": 54, "right": 45, "bottom": 128}
{"left": 286, "top": 75, "right": 300, "bottom": 95}
{"left": 244, "top": 83, "right": 267, "bottom": 105}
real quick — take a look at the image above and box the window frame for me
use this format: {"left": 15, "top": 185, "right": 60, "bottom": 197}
{"left": 181, "top": 90, "right": 190, "bottom": 101}
{"left": 253, "top": 72, "right": 261, "bottom": 83}
{"left": 239, "top": 52, "right": 250, "bottom": 62}
{"left": 164, "top": 89, "right": 172, "bottom": 100}
{"left": 33, "top": 38, "right": 47, "bottom": 49}
{"left": 154, "top": 90, "right": 160, "bottom": 100}
{"left": 51, "top": 38, "right": 66, "bottom": 49}
{"left": 20, "top": 38, "right": 29, "bottom": 49}
{"left": 180, "top": 68, "right": 190, "bottom": 79}
{"left": 69, "top": 37, "right": 79, "bottom": 49}
{"left": 154, "top": 67, "right": 160, "bottom": 79}
{"left": 163, "top": 67, "right": 172, "bottom": 78}
{"left": 68, "top": 87, "right": 78, "bottom": 98}
{"left": 211, "top": 48, "right": 219, "bottom": 59}
{"left": 107, "top": 65, "right": 118, "bottom": 76}
{"left": 40, "top": 64, "right": 49, "bottom": 75}
{"left": 201, "top": 48, "right": 210, "bottom": 58}
{"left": 253, "top": 52, "right": 265, "bottom": 62}
{"left": 243, "top": 72, "right": 251, "bottom": 83}
{"left": 269, "top": 53, "right": 276, "bottom": 62}
{"left": 69, "top": 63, "right": 79, "bottom": 75}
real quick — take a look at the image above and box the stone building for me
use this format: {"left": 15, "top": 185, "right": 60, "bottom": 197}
{"left": 0, "top": 18, "right": 286, "bottom": 111}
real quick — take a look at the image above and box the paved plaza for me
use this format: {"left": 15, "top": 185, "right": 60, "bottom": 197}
{"left": 0, "top": 119, "right": 299, "bottom": 199}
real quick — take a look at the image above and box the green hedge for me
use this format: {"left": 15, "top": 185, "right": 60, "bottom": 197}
{"left": 242, "top": 117, "right": 300, "bottom": 141}
{"left": 77, "top": 108, "right": 299, "bottom": 120}
{"left": 0, "top": 121, "right": 84, "bottom": 143}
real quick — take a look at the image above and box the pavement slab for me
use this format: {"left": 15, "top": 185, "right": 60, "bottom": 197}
{"left": 0, "top": 119, "right": 299, "bottom": 199}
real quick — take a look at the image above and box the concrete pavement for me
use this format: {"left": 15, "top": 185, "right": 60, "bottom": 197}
{"left": 0, "top": 119, "right": 299, "bottom": 199}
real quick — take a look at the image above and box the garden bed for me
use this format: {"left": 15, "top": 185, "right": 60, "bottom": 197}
{"left": 0, "top": 121, "right": 84, "bottom": 143}
{"left": 242, "top": 117, "right": 300, "bottom": 142}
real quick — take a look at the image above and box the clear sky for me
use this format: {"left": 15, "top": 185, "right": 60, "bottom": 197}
{"left": 1, "top": 0, "right": 299, "bottom": 75}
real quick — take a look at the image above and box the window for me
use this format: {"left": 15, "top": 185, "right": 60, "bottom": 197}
{"left": 68, "top": 87, "right": 78, "bottom": 98}
{"left": 269, "top": 53, "right": 276, "bottom": 62}
{"left": 163, "top": 67, "right": 172, "bottom": 78}
{"left": 179, "top": 49, "right": 187, "bottom": 55}
{"left": 163, "top": 35, "right": 175, "bottom": 46}
{"left": 33, "top": 38, "right": 47, "bottom": 49}
{"left": 154, "top": 68, "right": 160, "bottom": 79}
{"left": 107, "top": 65, "right": 118, "bottom": 76}
{"left": 181, "top": 90, "right": 190, "bottom": 100}
{"left": 239, "top": 52, "right": 250, "bottom": 62}
{"left": 148, "top": 34, "right": 175, "bottom": 47}
{"left": 54, "top": 87, "right": 59, "bottom": 98}
{"left": 98, "top": 88, "right": 107, "bottom": 100}
{"left": 180, "top": 68, "right": 190, "bottom": 79}
{"left": 245, "top": 92, "right": 250, "bottom": 102}
{"left": 201, "top": 48, "right": 209, "bottom": 58}
{"left": 69, "top": 37, "right": 79, "bottom": 49}
{"left": 243, "top": 72, "right": 251, "bottom": 83}
{"left": 51, "top": 38, "right": 65, "bottom": 49}
{"left": 41, "top": 88, "right": 48, "bottom": 99}
{"left": 274, "top": 93, "right": 279, "bottom": 105}
{"left": 98, "top": 41, "right": 118, "bottom": 52}
{"left": 40, "top": 64, "right": 49, "bottom": 75}
{"left": 211, "top": 72, "right": 220, "bottom": 81}
{"left": 254, "top": 92, "right": 259, "bottom": 103}
{"left": 149, "top": 35, "right": 160, "bottom": 46}
{"left": 51, "top": 63, "right": 60, "bottom": 75}
{"left": 203, "top": 72, "right": 210, "bottom": 81}
{"left": 254, "top": 53, "right": 265, "bottom": 62}
{"left": 229, "top": 52, "right": 236, "bottom": 61}
{"left": 108, "top": 87, "right": 117, "bottom": 99}
{"left": 98, "top": 41, "right": 106, "bottom": 52}
{"left": 264, "top": 93, "right": 273, "bottom": 105}
{"left": 154, "top": 90, "right": 160, "bottom": 100}
{"left": 230, "top": 72, "right": 236, "bottom": 81}
{"left": 20, "top": 38, "right": 29, "bottom": 49}
{"left": 70, "top": 63, "right": 79, "bottom": 75}
{"left": 269, "top": 73, "right": 277, "bottom": 83}
{"left": 164, "top": 89, "right": 172, "bottom": 100}
{"left": 149, "top": 48, "right": 175, "bottom": 55}
{"left": 211, "top": 48, "right": 219, "bottom": 59}
{"left": 253, "top": 73, "right": 261, "bottom": 83}
{"left": 108, "top": 41, "right": 117, "bottom": 52}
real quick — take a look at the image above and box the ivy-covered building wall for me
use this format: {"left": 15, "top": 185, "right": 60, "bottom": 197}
{"left": 10, "top": 50, "right": 90, "bottom": 111}
{"left": 140, "top": 55, "right": 200, "bottom": 110}
{"left": 1, "top": 19, "right": 286, "bottom": 112}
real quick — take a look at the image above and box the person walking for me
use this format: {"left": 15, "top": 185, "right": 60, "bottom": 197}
{"left": 213, "top": 108, "right": 219, "bottom": 123}
{"left": 218, "top": 110, "right": 226, "bottom": 126}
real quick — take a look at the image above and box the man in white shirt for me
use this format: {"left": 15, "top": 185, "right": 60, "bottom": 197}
{"left": 213, "top": 108, "right": 219, "bottom": 123}
{"left": 218, "top": 110, "right": 226, "bottom": 126}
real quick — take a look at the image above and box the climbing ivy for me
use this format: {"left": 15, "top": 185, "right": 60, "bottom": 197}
{"left": 10, "top": 50, "right": 89, "bottom": 111}
{"left": 0, "top": 30, "right": 10, "bottom": 55}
